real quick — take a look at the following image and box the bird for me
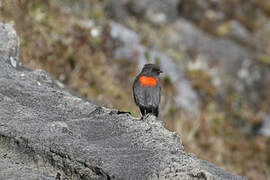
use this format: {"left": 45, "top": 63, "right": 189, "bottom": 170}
{"left": 133, "top": 64, "right": 162, "bottom": 117}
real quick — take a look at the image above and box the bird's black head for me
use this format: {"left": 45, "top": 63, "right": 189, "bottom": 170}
{"left": 140, "top": 64, "right": 163, "bottom": 77}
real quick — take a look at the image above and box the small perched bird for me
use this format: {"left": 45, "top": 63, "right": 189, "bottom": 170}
{"left": 133, "top": 64, "right": 162, "bottom": 117}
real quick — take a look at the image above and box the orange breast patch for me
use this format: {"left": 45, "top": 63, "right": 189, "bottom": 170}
{"left": 138, "top": 76, "right": 157, "bottom": 86}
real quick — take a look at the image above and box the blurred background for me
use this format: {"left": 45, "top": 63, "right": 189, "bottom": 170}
{"left": 1, "top": 0, "right": 270, "bottom": 179}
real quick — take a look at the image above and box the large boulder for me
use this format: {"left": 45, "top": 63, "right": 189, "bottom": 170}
{"left": 0, "top": 22, "right": 245, "bottom": 179}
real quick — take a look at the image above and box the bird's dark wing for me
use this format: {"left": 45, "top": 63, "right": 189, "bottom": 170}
{"left": 145, "top": 81, "right": 161, "bottom": 108}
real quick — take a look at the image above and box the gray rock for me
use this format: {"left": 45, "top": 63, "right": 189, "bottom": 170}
{"left": 166, "top": 19, "right": 270, "bottom": 105}
{"left": 178, "top": 0, "right": 224, "bottom": 22}
{"left": 227, "top": 20, "right": 250, "bottom": 42}
{"left": 0, "top": 149, "right": 56, "bottom": 180}
{"left": 106, "top": 0, "right": 179, "bottom": 25}
{"left": 253, "top": 20, "right": 270, "bottom": 54}
{"left": 0, "top": 22, "right": 246, "bottom": 179}
{"left": 0, "top": 22, "right": 19, "bottom": 59}
{"left": 171, "top": 19, "right": 251, "bottom": 74}
{"left": 259, "top": 114, "right": 270, "bottom": 136}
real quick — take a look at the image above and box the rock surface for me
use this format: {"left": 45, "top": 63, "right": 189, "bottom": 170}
{"left": 0, "top": 22, "right": 246, "bottom": 179}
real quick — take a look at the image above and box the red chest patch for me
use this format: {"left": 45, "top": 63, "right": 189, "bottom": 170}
{"left": 138, "top": 76, "right": 157, "bottom": 86}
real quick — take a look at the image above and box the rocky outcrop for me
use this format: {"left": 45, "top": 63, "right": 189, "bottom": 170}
{"left": 0, "top": 22, "right": 245, "bottom": 179}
